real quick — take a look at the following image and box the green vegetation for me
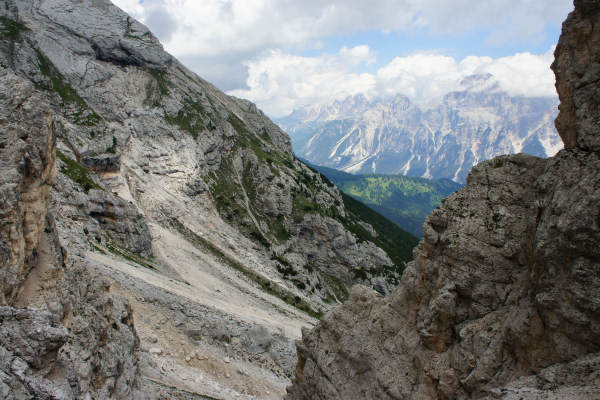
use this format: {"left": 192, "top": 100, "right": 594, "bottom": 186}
{"left": 339, "top": 192, "right": 418, "bottom": 283}
{"left": 35, "top": 50, "right": 101, "bottom": 126}
{"left": 167, "top": 218, "right": 323, "bottom": 319}
{"left": 268, "top": 216, "right": 292, "bottom": 242}
{"left": 320, "top": 272, "right": 349, "bottom": 303}
{"left": 271, "top": 252, "right": 292, "bottom": 267}
{"left": 106, "top": 137, "right": 117, "bottom": 154}
{"left": 104, "top": 242, "right": 157, "bottom": 271}
{"left": 290, "top": 167, "right": 343, "bottom": 221}
{"left": 232, "top": 117, "right": 294, "bottom": 171}
{"left": 292, "top": 278, "right": 306, "bottom": 290}
{"left": 93, "top": 245, "right": 107, "bottom": 255}
{"left": 209, "top": 157, "right": 253, "bottom": 223}
{"left": 210, "top": 158, "right": 271, "bottom": 247}
{"left": 0, "top": 15, "right": 28, "bottom": 40}
{"left": 209, "top": 131, "right": 292, "bottom": 247}
{"left": 56, "top": 150, "right": 103, "bottom": 193}
{"left": 146, "top": 68, "right": 170, "bottom": 107}
{"left": 149, "top": 69, "right": 170, "bottom": 96}
{"left": 165, "top": 97, "right": 212, "bottom": 139}
{"left": 308, "top": 162, "right": 462, "bottom": 237}
{"left": 227, "top": 113, "right": 248, "bottom": 135}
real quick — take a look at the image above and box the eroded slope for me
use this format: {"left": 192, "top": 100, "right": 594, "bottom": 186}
{"left": 0, "top": 0, "right": 417, "bottom": 398}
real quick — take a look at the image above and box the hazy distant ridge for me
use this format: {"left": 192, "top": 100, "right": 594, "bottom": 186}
{"left": 278, "top": 75, "right": 561, "bottom": 183}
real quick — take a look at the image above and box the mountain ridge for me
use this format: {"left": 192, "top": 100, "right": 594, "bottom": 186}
{"left": 0, "top": 1, "right": 418, "bottom": 398}
{"left": 277, "top": 77, "right": 561, "bottom": 183}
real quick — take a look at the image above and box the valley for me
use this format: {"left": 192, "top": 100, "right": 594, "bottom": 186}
{"left": 307, "top": 162, "right": 462, "bottom": 237}
{"left": 1, "top": 1, "right": 598, "bottom": 400}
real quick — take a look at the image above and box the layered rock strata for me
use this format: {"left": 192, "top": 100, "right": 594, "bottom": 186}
{"left": 0, "top": 0, "right": 417, "bottom": 398}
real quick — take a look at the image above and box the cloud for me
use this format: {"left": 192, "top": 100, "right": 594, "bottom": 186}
{"left": 110, "top": 0, "right": 566, "bottom": 113}
{"left": 230, "top": 47, "right": 557, "bottom": 117}
{"left": 376, "top": 48, "right": 556, "bottom": 102}
{"left": 409, "top": 0, "right": 570, "bottom": 42}
{"left": 228, "top": 46, "right": 378, "bottom": 116}
{"left": 111, "top": 1, "right": 571, "bottom": 74}
{"left": 111, "top": 0, "right": 145, "bottom": 19}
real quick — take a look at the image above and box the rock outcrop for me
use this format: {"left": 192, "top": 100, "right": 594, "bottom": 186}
{"left": 0, "top": 68, "right": 56, "bottom": 304}
{"left": 0, "top": 66, "right": 143, "bottom": 399}
{"left": 0, "top": 0, "right": 417, "bottom": 398}
{"left": 286, "top": 1, "right": 600, "bottom": 399}
{"left": 552, "top": 0, "right": 600, "bottom": 151}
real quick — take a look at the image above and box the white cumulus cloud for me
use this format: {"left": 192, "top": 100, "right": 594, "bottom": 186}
{"left": 111, "top": 0, "right": 565, "bottom": 115}
{"left": 230, "top": 47, "right": 557, "bottom": 117}
{"left": 110, "top": 0, "right": 571, "bottom": 91}
{"left": 228, "top": 46, "right": 378, "bottom": 117}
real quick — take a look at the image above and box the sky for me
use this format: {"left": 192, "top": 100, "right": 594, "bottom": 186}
{"left": 112, "top": 0, "right": 573, "bottom": 118}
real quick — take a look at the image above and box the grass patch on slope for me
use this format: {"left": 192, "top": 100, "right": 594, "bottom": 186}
{"left": 148, "top": 68, "right": 170, "bottom": 97}
{"left": 0, "top": 15, "right": 28, "bottom": 40}
{"left": 35, "top": 50, "right": 101, "bottom": 126}
{"left": 308, "top": 162, "right": 462, "bottom": 237}
{"left": 165, "top": 98, "right": 212, "bottom": 139}
{"left": 56, "top": 150, "right": 103, "bottom": 193}
{"left": 103, "top": 242, "right": 157, "bottom": 272}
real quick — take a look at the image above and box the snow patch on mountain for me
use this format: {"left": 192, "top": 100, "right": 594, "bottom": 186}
{"left": 277, "top": 75, "right": 561, "bottom": 183}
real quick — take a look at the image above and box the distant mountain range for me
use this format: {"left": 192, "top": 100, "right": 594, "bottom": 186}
{"left": 277, "top": 74, "right": 562, "bottom": 183}
{"left": 306, "top": 161, "right": 463, "bottom": 237}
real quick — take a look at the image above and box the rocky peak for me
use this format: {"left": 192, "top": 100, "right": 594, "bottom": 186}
{"left": 552, "top": 0, "right": 600, "bottom": 151}
{"left": 286, "top": 1, "right": 600, "bottom": 399}
{"left": 458, "top": 73, "right": 497, "bottom": 91}
{"left": 279, "top": 78, "right": 560, "bottom": 183}
{"left": 23, "top": 0, "right": 171, "bottom": 70}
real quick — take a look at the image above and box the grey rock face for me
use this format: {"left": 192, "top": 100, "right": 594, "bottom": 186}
{"left": 87, "top": 189, "right": 152, "bottom": 256}
{"left": 552, "top": 0, "right": 600, "bottom": 151}
{"left": 287, "top": 146, "right": 600, "bottom": 400}
{"left": 0, "top": 67, "right": 143, "bottom": 398}
{"left": 81, "top": 153, "right": 121, "bottom": 173}
{"left": 0, "top": 68, "right": 56, "bottom": 304}
{"left": 35, "top": 0, "right": 172, "bottom": 70}
{"left": 278, "top": 80, "right": 561, "bottom": 183}
{"left": 55, "top": 261, "right": 141, "bottom": 399}
{"left": 285, "top": 1, "right": 600, "bottom": 399}
{"left": 0, "top": 0, "right": 417, "bottom": 397}
{"left": 0, "top": 306, "right": 70, "bottom": 399}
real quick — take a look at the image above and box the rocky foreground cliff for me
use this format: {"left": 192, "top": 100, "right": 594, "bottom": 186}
{"left": 0, "top": 0, "right": 418, "bottom": 398}
{"left": 286, "top": 1, "right": 600, "bottom": 399}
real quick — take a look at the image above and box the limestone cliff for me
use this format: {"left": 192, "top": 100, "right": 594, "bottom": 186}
{"left": 0, "top": 61, "right": 143, "bottom": 400}
{"left": 286, "top": 1, "right": 600, "bottom": 399}
{"left": 0, "top": 0, "right": 417, "bottom": 398}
